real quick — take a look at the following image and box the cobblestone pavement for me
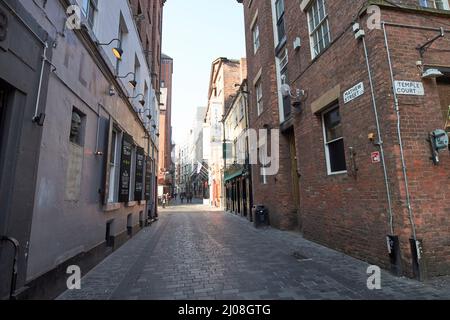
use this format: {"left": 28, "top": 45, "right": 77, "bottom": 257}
{"left": 58, "top": 203, "right": 450, "bottom": 300}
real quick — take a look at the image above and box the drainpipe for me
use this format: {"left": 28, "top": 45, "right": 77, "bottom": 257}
{"left": 382, "top": 22, "right": 418, "bottom": 243}
{"left": 381, "top": 22, "right": 427, "bottom": 279}
{"left": 359, "top": 33, "right": 394, "bottom": 235}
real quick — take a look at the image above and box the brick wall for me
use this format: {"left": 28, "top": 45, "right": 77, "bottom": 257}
{"left": 239, "top": 0, "right": 450, "bottom": 277}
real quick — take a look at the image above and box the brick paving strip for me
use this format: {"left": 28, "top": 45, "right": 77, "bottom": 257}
{"left": 58, "top": 204, "right": 450, "bottom": 300}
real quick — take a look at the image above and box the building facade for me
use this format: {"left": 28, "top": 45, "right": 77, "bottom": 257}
{"left": 223, "top": 79, "right": 253, "bottom": 220}
{"left": 204, "top": 58, "right": 245, "bottom": 208}
{"left": 158, "top": 53, "right": 174, "bottom": 197}
{"left": 238, "top": 0, "right": 450, "bottom": 279}
{"left": 0, "top": 0, "right": 164, "bottom": 299}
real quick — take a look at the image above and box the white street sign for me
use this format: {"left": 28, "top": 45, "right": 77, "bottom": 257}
{"left": 394, "top": 81, "right": 424, "bottom": 96}
{"left": 344, "top": 82, "right": 364, "bottom": 104}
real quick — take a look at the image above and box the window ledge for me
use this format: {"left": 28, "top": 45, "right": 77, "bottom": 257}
{"left": 126, "top": 201, "right": 138, "bottom": 207}
{"left": 327, "top": 171, "right": 348, "bottom": 176}
{"left": 103, "top": 203, "right": 121, "bottom": 212}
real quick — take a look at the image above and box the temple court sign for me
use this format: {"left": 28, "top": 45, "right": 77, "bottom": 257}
{"left": 394, "top": 81, "right": 424, "bottom": 96}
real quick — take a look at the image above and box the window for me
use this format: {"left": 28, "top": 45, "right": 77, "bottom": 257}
{"left": 275, "top": 0, "right": 286, "bottom": 44}
{"left": 280, "top": 68, "right": 291, "bottom": 120}
{"left": 239, "top": 98, "right": 245, "bottom": 121}
{"left": 108, "top": 129, "right": 120, "bottom": 203}
{"left": 69, "top": 108, "right": 85, "bottom": 146}
{"left": 256, "top": 80, "right": 263, "bottom": 116}
{"left": 420, "top": 0, "right": 450, "bottom": 10}
{"left": 322, "top": 105, "right": 346, "bottom": 174}
{"left": 252, "top": 23, "right": 260, "bottom": 54}
{"left": 81, "top": 0, "right": 96, "bottom": 28}
{"left": 307, "top": 0, "right": 331, "bottom": 59}
{"left": 259, "top": 143, "right": 268, "bottom": 185}
{"left": 129, "top": 146, "right": 136, "bottom": 202}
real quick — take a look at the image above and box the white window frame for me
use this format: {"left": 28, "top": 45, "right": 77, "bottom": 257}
{"left": 259, "top": 143, "right": 268, "bottom": 185}
{"left": 252, "top": 23, "right": 260, "bottom": 54}
{"left": 307, "top": 0, "right": 331, "bottom": 59}
{"left": 108, "top": 129, "right": 121, "bottom": 203}
{"left": 81, "top": 0, "right": 97, "bottom": 28}
{"left": 420, "top": 0, "right": 450, "bottom": 10}
{"left": 256, "top": 80, "right": 263, "bottom": 116}
{"left": 322, "top": 106, "right": 347, "bottom": 175}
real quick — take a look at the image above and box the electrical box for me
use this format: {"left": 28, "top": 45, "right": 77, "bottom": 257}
{"left": 429, "top": 129, "right": 449, "bottom": 165}
{"left": 432, "top": 129, "right": 449, "bottom": 150}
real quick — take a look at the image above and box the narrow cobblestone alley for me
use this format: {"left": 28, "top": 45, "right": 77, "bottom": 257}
{"left": 58, "top": 203, "right": 450, "bottom": 300}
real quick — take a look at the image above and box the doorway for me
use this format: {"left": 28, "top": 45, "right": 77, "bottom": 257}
{"left": 0, "top": 80, "right": 10, "bottom": 183}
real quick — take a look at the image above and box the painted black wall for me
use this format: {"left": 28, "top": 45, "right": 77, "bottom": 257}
{"left": 0, "top": 0, "right": 52, "bottom": 299}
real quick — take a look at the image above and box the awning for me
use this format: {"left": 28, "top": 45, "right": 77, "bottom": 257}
{"left": 224, "top": 167, "right": 244, "bottom": 182}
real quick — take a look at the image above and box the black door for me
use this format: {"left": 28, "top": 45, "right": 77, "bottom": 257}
{"left": 0, "top": 80, "right": 9, "bottom": 182}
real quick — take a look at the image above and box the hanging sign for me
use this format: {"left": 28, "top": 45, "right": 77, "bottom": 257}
{"left": 118, "top": 133, "right": 133, "bottom": 203}
{"left": 134, "top": 147, "right": 145, "bottom": 201}
{"left": 343, "top": 82, "right": 364, "bottom": 104}
{"left": 394, "top": 81, "right": 424, "bottom": 96}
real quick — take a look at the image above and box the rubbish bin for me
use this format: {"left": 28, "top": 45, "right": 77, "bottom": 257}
{"left": 252, "top": 205, "right": 269, "bottom": 228}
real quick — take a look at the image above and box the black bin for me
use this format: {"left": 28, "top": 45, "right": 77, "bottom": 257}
{"left": 253, "top": 205, "right": 269, "bottom": 228}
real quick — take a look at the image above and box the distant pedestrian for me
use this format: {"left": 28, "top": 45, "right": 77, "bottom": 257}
{"left": 161, "top": 195, "right": 166, "bottom": 208}
{"left": 180, "top": 193, "right": 185, "bottom": 203}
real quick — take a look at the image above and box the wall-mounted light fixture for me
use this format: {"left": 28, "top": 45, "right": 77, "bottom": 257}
{"left": 117, "top": 72, "right": 138, "bottom": 88}
{"left": 137, "top": 108, "right": 153, "bottom": 120}
{"left": 96, "top": 38, "right": 123, "bottom": 60}
{"left": 108, "top": 85, "right": 116, "bottom": 96}
{"left": 127, "top": 93, "right": 146, "bottom": 106}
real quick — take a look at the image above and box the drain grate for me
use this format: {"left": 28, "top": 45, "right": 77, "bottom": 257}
{"left": 292, "top": 251, "right": 312, "bottom": 261}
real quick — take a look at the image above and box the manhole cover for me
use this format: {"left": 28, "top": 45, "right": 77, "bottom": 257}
{"left": 292, "top": 251, "right": 311, "bottom": 261}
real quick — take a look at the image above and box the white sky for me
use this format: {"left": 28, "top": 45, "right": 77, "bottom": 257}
{"left": 162, "top": 0, "right": 246, "bottom": 146}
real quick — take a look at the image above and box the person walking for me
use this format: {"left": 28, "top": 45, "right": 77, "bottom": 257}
{"left": 162, "top": 194, "right": 166, "bottom": 208}
{"left": 180, "top": 192, "right": 184, "bottom": 203}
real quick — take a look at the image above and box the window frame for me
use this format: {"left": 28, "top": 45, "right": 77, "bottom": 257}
{"left": 108, "top": 128, "right": 121, "bottom": 203}
{"left": 255, "top": 80, "right": 263, "bottom": 116}
{"left": 321, "top": 104, "right": 347, "bottom": 175}
{"left": 420, "top": 0, "right": 450, "bottom": 10}
{"left": 81, "top": 0, "right": 97, "bottom": 28}
{"left": 252, "top": 23, "right": 260, "bottom": 54}
{"left": 307, "top": 0, "right": 331, "bottom": 59}
{"left": 275, "top": 0, "right": 286, "bottom": 44}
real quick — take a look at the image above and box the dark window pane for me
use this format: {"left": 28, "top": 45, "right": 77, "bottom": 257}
{"left": 324, "top": 107, "right": 342, "bottom": 141}
{"left": 328, "top": 139, "right": 346, "bottom": 172}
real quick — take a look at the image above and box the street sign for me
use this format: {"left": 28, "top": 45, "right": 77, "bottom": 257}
{"left": 371, "top": 151, "right": 381, "bottom": 163}
{"left": 394, "top": 81, "right": 424, "bottom": 96}
{"left": 343, "top": 82, "right": 364, "bottom": 104}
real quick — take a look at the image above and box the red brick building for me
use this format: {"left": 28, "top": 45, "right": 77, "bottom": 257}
{"left": 238, "top": 0, "right": 450, "bottom": 279}
{"left": 129, "top": 0, "right": 165, "bottom": 95}
{"left": 159, "top": 54, "right": 174, "bottom": 194}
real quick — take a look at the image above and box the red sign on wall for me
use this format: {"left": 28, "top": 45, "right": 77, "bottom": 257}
{"left": 371, "top": 151, "right": 381, "bottom": 163}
